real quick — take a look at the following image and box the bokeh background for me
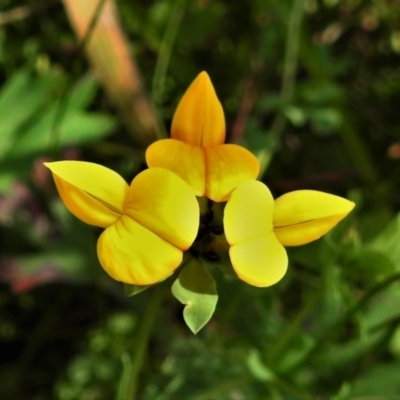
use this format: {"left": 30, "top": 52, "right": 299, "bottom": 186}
{"left": 1, "top": 0, "right": 400, "bottom": 399}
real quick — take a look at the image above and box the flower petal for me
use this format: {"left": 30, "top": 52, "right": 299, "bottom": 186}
{"left": 273, "top": 190, "right": 355, "bottom": 246}
{"left": 224, "top": 180, "right": 274, "bottom": 245}
{"left": 124, "top": 168, "right": 200, "bottom": 250}
{"left": 274, "top": 214, "right": 347, "bottom": 246}
{"left": 145, "top": 139, "right": 206, "bottom": 197}
{"left": 273, "top": 190, "right": 355, "bottom": 226}
{"left": 45, "top": 161, "right": 128, "bottom": 228}
{"left": 205, "top": 145, "right": 260, "bottom": 202}
{"left": 97, "top": 216, "right": 182, "bottom": 285}
{"left": 229, "top": 233, "right": 288, "bottom": 287}
{"left": 171, "top": 71, "right": 225, "bottom": 147}
{"left": 52, "top": 175, "right": 120, "bottom": 228}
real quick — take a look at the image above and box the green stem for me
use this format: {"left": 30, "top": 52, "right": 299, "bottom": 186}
{"left": 154, "top": 374, "right": 185, "bottom": 400}
{"left": 77, "top": 0, "right": 108, "bottom": 51}
{"left": 284, "top": 271, "right": 400, "bottom": 374}
{"left": 151, "top": 0, "right": 187, "bottom": 104}
{"left": 258, "top": 0, "right": 306, "bottom": 176}
{"left": 279, "top": 0, "right": 305, "bottom": 108}
{"left": 117, "top": 283, "right": 166, "bottom": 400}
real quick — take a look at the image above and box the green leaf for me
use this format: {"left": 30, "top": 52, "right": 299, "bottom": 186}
{"left": 6, "top": 110, "right": 116, "bottom": 158}
{"left": 314, "top": 332, "right": 383, "bottom": 372}
{"left": 64, "top": 74, "right": 99, "bottom": 111}
{"left": 309, "top": 107, "right": 343, "bottom": 135}
{"left": 361, "top": 284, "right": 400, "bottom": 332}
{"left": 124, "top": 283, "right": 150, "bottom": 297}
{"left": 348, "top": 361, "right": 400, "bottom": 396}
{"left": 348, "top": 249, "right": 394, "bottom": 277}
{"left": 171, "top": 258, "right": 218, "bottom": 334}
{"left": 367, "top": 213, "right": 400, "bottom": 268}
{"left": 0, "top": 67, "right": 115, "bottom": 161}
{"left": 284, "top": 105, "right": 306, "bottom": 127}
{"left": 247, "top": 349, "right": 275, "bottom": 382}
{"left": 0, "top": 67, "right": 63, "bottom": 159}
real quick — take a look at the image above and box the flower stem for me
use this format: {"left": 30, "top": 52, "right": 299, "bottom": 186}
{"left": 117, "top": 283, "right": 166, "bottom": 400}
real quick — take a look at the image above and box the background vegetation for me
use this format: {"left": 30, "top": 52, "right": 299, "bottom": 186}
{"left": 1, "top": 0, "right": 400, "bottom": 398}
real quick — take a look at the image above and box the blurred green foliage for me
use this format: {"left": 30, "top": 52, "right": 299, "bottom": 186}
{"left": 1, "top": 0, "right": 400, "bottom": 399}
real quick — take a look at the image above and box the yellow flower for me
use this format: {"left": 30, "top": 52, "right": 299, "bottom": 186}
{"left": 224, "top": 180, "right": 355, "bottom": 287}
{"left": 146, "top": 71, "right": 355, "bottom": 288}
{"left": 44, "top": 161, "right": 199, "bottom": 285}
{"left": 146, "top": 71, "right": 260, "bottom": 202}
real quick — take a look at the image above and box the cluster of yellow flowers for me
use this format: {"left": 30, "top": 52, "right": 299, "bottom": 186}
{"left": 45, "top": 72, "right": 355, "bottom": 288}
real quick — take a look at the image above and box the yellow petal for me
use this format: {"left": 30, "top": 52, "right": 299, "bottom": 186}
{"left": 171, "top": 71, "right": 225, "bottom": 147}
{"left": 145, "top": 139, "right": 206, "bottom": 196}
{"left": 230, "top": 233, "right": 288, "bottom": 287}
{"left": 124, "top": 168, "right": 199, "bottom": 250}
{"left": 273, "top": 190, "right": 355, "bottom": 246}
{"left": 97, "top": 215, "right": 182, "bottom": 285}
{"left": 45, "top": 161, "right": 128, "bottom": 228}
{"left": 52, "top": 175, "right": 120, "bottom": 228}
{"left": 274, "top": 214, "right": 347, "bottom": 246}
{"left": 205, "top": 144, "right": 260, "bottom": 202}
{"left": 146, "top": 140, "right": 260, "bottom": 202}
{"left": 224, "top": 180, "right": 273, "bottom": 245}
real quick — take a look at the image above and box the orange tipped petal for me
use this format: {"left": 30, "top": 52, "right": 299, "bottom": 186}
{"left": 97, "top": 216, "right": 182, "bottom": 285}
{"left": 171, "top": 71, "right": 225, "bottom": 147}
{"left": 45, "top": 161, "right": 128, "bottom": 228}
{"left": 124, "top": 168, "right": 200, "bottom": 250}
{"left": 205, "top": 145, "right": 260, "bottom": 202}
{"left": 146, "top": 139, "right": 206, "bottom": 197}
{"left": 146, "top": 141, "right": 260, "bottom": 202}
{"left": 229, "top": 234, "right": 288, "bottom": 287}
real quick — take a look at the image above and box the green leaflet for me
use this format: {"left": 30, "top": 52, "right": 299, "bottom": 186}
{"left": 124, "top": 283, "right": 150, "bottom": 297}
{"left": 171, "top": 258, "right": 218, "bottom": 334}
